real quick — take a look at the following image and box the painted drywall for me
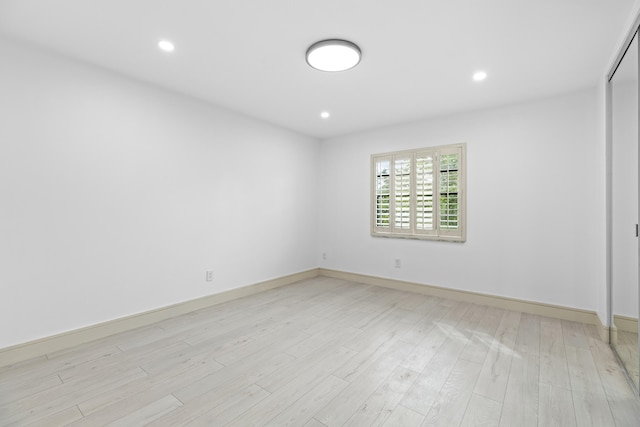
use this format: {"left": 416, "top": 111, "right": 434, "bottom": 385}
{"left": 0, "top": 37, "right": 320, "bottom": 349}
{"left": 318, "top": 90, "right": 602, "bottom": 312}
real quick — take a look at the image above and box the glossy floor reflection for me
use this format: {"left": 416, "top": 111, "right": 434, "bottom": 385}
{"left": 615, "top": 329, "right": 639, "bottom": 391}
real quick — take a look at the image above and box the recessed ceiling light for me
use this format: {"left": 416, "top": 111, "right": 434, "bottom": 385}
{"left": 158, "top": 40, "right": 175, "bottom": 52}
{"left": 473, "top": 71, "right": 487, "bottom": 81}
{"left": 320, "top": 111, "right": 330, "bottom": 119}
{"left": 306, "top": 39, "right": 361, "bottom": 72}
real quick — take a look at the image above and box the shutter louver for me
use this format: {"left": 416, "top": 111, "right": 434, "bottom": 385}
{"left": 416, "top": 152, "right": 435, "bottom": 234}
{"left": 374, "top": 158, "right": 391, "bottom": 229}
{"left": 371, "top": 144, "right": 465, "bottom": 242}
{"left": 394, "top": 156, "right": 412, "bottom": 231}
{"left": 439, "top": 148, "right": 461, "bottom": 237}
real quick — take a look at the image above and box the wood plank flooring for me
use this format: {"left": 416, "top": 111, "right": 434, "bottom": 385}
{"left": 1, "top": 277, "right": 639, "bottom": 426}
{"left": 613, "top": 330, "right": 639, "bottom": 391}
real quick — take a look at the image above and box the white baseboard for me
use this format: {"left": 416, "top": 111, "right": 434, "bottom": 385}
{"left": 1, "top": 267, "right": 614, "bottom": 368}
{"left": 598, "top": 322, "right": 611, "bottom": 344}
{"left": 614, "top": 315, "right": 639, "bottom": 334}
{"left": 610, "top": 324, "right": 618, "bottom": 345}
{"left": 0, "top": 268, "right": 319, "bottom": 368}
{"left": 319, "top": 268, "right": 603, "bottom": 329}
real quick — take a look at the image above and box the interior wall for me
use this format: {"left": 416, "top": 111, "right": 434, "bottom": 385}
{"left": 318, "top": 90, "right": 602, "bottom": 312}
{"left": 0, "top": 37, "right": 320, "bottom": 349}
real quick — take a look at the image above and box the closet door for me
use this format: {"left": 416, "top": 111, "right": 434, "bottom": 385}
{"left": 611, "top": 30, "right": 639, "bottom": 393}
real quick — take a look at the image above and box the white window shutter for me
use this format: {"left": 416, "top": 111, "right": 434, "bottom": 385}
{"left": 372, "top": 156, "right": 392, "bottom": 233}
{"left": 415, "top": 151, "right": 437, "bottom": 237}
{"left": 393, "top": 155, "right": 412, "bottom": 234}
{"left": 437, "top": 145, "right": 465, "bottom": 240}
{"left": 371, "top": 143, "right": 465, "bottom": 242}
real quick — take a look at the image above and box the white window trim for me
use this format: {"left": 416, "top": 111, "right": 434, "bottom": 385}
{"left": 371, "top": 143, "right": 466, "bottom": 242}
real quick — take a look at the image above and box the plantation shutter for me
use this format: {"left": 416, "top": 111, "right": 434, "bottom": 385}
{"left": 371, "top": 143, "right": 465, "bottom": 242}
{"left": 415, "top": 150, "right": 437, "bottom": 237}
{"left": 393, "top": 155, "right": 412, "bottom": 233}
{"left": 437, "top": 145, "right": 464, "bottom": 239}
{"left": 373, "top": 156, "right": 392, "bottom": 233}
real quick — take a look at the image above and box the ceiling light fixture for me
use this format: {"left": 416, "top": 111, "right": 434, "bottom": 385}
{"left": 158, "top": 40, "right": 175, "bottom": 52}
{"left": 320, "top": 111, "right": 330, "bottom": 119}
{"left": 306, "top": 39, "right": 361, "bottom": 72}
{"left": 473, "top": 71, "right": 487, "bottom": 81}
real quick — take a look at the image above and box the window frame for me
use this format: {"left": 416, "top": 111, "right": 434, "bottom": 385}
{"left": 371, "top": 143, "right": 466, "bottom": 242}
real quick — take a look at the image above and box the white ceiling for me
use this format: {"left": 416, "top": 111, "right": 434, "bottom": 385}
{"left": 0, "top": 0, "right": 636, "bottom": 139}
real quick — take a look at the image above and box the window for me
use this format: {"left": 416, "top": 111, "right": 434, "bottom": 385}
{"left": 372, "top": 143, "right": 466, "bottom": 242}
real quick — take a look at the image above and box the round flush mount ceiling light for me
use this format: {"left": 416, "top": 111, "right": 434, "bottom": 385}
{"left": 473, "top": 71, "right": 487, "bottom": 81}
{"left": 306, "top": 39, "right": 361, "bottom": 72}
{"left": 158, "top": 40, "right": 175, "bottom": 52}
{"left": 320, "top": 111, "right": 330, "bottom": 119}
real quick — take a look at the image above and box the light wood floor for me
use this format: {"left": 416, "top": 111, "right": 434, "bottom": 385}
{"left": 1, "top": 277, "right": 640, "bottom": 426}
{"left": 613, "top": 330, "right": 639, "bottom": 391}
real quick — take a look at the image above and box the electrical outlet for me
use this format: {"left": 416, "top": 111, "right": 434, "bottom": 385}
{"left": 322, "top": 252, "right": 327, "bottom": 260}
{"left": 205, "top": 270, "right": 214, "bottom": 282}
{"left": 395, "top": 259, "right": 401, "bottom": 268}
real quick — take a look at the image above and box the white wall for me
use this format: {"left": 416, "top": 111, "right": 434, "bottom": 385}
{"left": 0, "top": 37, "right": 320, "bottom": 349}
{"left": 4, "top": 5, "right": 638, "bottom": 350}
{"left": 319, "top": 90, "right": 602, "bottom": 312}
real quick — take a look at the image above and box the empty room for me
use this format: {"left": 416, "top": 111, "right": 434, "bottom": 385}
{"left": 2, "top": 1, "right": 640, "bottom": 426}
